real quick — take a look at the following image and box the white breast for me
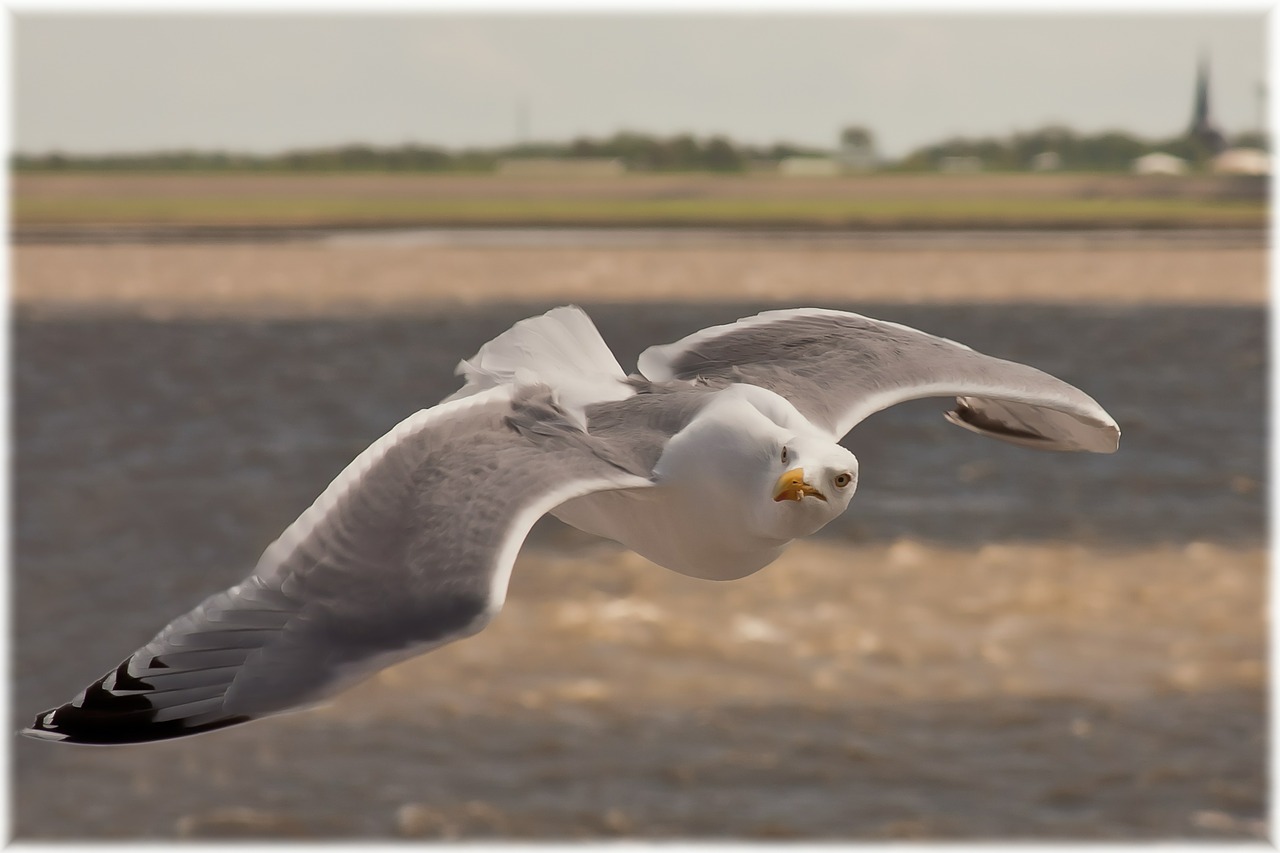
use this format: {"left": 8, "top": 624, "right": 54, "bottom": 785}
{"left": 551, "top": 386, "right": 814, "bottom": 580}
{"left": 551, "top": 487, "right": 788, "bottom": 580}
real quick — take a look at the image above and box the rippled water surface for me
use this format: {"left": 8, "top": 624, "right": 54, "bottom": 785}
{"left": 13, "top": 301, "right": 1265, "bottom": 839}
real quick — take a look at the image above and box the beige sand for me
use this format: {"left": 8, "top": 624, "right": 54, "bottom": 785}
{"left": 16, "top": 537, "right": 1267, "bottom": 839}
{"left": 13, "top": 242, "right": 1265, "bottom": 317}
{"left": 368, "top": 537, "right": 1265, "bottom": 714}
{"left": 62, "top": 537, "right": 1265, "bottom": 840}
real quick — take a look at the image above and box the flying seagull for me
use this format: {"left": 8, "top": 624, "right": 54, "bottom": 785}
{"left": 24, "top": 306, "right": 1118, "bottom": 745}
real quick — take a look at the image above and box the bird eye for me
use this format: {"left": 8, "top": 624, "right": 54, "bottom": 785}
{"left": 780, "top": 446, "right": 789, "bottom": 465}
{"left": 834, "top": 472, "right": 853, "bottom": 488}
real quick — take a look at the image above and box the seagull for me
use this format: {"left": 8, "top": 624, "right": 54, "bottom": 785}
{"left": 24, "top": 306, "right": 1118, "bottom": 745}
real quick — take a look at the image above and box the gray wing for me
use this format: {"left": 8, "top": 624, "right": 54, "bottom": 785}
{"left": 25, "top": 385, "right": 650, "bottom": 745}
{"left": 637, "top": 308, "right": 1119, "bottom": 453}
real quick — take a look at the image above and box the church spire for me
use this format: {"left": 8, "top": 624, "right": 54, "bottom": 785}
{"left": 1188, "top": 52, "right": 1227, "bottom": 154}
{"left": 1191, "top": 54, "right": 1210, "bottom": 128}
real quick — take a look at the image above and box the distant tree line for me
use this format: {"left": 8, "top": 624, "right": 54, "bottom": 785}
{"left": 507, "top": 131, "right": 826, "bottom": 171}
{"left": 14, "top": 145, "right": 489, "bottom": 173}
{"left": 892, "top": 126, "right": 1268, "bottom": 172}
{"left": 12, "top": 126, "right": 1267, "bottom": 174}
{"left": 12, "top": 131, "right": 826, "bottom": 174}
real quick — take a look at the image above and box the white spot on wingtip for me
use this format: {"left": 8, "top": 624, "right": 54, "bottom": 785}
{"left": 22, "top": 727, "right": 69, "bottom": 742}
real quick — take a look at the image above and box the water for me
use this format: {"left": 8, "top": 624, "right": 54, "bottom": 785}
{"left": 12, "top": 300, "right": 1265, "bottom": 839}
{"left": 16, "top": 224, "right": 1267, "bottom": 249}
{"left": 16, "top": 301, "right": 1263, "bottom": 550}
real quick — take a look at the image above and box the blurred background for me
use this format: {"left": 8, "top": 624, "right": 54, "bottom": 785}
{"left": 11, "top": 11, "right": 1267, "bottom": 841}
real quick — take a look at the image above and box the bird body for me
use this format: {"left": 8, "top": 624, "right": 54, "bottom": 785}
{"left": 556, "top": 383, "right": 857, "bottom": 580}
{"left": 24, "top": 305, "right": 1118, "bottom": 745}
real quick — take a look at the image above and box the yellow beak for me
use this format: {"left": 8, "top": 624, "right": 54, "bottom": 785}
{"left": 773, "top": 467, "right": 827, "bottom": 502}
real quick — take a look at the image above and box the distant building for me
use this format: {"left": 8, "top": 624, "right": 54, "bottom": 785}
{"left": 779, "top": 157, "right": 840, "bottom": 177}
{"left": 1212, "top": 148, "right": 1270, "bottom": 175}
{"left": 497, "top": 158, "right": 625, "bottom": 177}
{"left": 1031, "top": 151, "right": 1062, "bottom": 172}
{"left": 1133, "top": 152, "right": 1189, "bottom": 176}
{"left": 1187, "top": 55, "right": 1228, "bottom": 155}
{"left": 939, "top": 155, "right": 983, "bottom": 174}
{"left": 746, "top": 158, "right": 781, "bottom": 174}
{"left": 837, "top": 126, "right": 878, "bottom": 171}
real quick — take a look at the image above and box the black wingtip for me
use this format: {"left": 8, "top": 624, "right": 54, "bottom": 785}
{"left": 24, "top": 656, "right": 253, "bottom": 745}
{"left": 23, "top": 700, "right": 253, "bottom": 746}
{"left": 20, "top": 724, "right": 70, "bottom": 743}
{"left": 946, "top": 400, "right": 1121, "bottom": 454}
{"left": 946, "top": 402, "right": 1052, "bottom": 444}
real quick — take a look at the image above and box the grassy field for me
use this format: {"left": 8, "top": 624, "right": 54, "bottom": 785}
{"left": 13, "top": 172, "right": 1268, "bottom": 229}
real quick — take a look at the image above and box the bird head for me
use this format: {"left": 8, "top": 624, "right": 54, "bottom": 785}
{"left": 759, "top": 435, "right": 859, "bottom": 540}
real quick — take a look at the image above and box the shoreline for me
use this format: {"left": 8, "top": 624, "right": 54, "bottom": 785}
{"left": 14, "top": 222, "right": 1269, "bottom": 246}
{"left": 14, "top": 239, "right": 1267, "bottom": 315}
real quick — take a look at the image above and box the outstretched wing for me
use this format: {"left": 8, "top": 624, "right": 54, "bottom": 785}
{"left": 637, "top": 308, "right": 1119, "bottom": 453}
{"left": 25, "top": 386, "right": 650, "bottom": 745}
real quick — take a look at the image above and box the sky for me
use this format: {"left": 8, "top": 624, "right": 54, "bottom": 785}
{"left": 13, "top": 12, "right": 1269, "bottom": 159}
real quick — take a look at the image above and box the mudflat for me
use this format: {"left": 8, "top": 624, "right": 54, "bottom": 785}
{"left": 12, "top": 239, "right": 1266, "bottom": 314}
{"left": 14, "top": 539, "right": 1265, "bottom": 839}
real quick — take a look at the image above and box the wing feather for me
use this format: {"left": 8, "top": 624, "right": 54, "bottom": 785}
{"left": 638, "top": 308, "right": 1119, "bottom": 453}
{"left": 25, "top": 385, "right": 649, "bottom": 745}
